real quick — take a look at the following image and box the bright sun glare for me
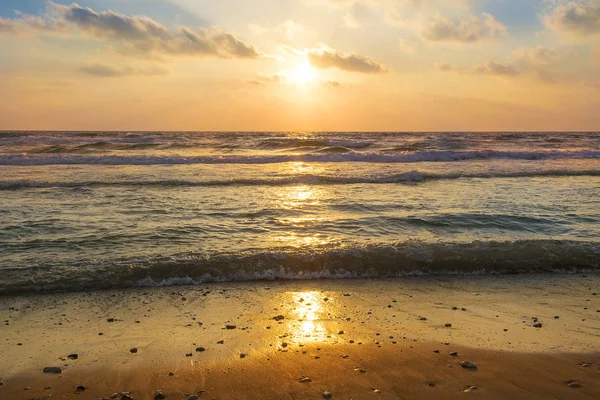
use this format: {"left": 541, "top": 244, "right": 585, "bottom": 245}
{"left": 290, "top": 61, "right": 315, "bottom": 85}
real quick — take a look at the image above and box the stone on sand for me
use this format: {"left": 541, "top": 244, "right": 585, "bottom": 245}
{"left": 298, "top": 377, "right": 312, "bottom": 383}
{"left": 461, "top": 361, "right": 478, "bottom": 369}
{"left": 42, "top": 367, "right": 62, "bottom": 374}
{"left": 323, "top": 391, "right": 332, "bottom": 398}
{"left": 153, "top": 391, "right": 167, "bottom": 399}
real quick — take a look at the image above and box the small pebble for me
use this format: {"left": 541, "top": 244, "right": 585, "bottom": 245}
{"left": 323, "top": 391, "right": 332, "bottom": 399}
{"left": 42, "top": 366, "right": 63, "bottom": 374}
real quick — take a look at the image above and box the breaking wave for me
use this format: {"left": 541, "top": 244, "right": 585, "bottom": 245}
{"left": 1, "top": 240, "right": 598, "bottom": 295}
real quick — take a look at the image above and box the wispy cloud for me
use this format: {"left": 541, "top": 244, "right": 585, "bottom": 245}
{"left": 78, "top": 63, "right": 169, "bottom": 77}
{"left": 437, "top": 61, "right": 519, "bottom": 76}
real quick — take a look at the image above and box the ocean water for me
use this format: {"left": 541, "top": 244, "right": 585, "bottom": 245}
{"left": 1, "top": 131, "right": 599, "bottom": 294}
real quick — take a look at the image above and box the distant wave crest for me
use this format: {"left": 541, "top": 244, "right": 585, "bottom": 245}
{"left": 2, "top": 149, "right": 600, "bottom": 166}
{"left": 2, "top": 169, "right": 600, "bottom": 190}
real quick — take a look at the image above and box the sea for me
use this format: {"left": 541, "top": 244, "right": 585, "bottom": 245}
{"left": 1, "top": 131, "right": 599, "bottom": 294}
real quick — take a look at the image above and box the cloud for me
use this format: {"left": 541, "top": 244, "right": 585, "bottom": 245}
{"left": 323, "top": 79, "right": 344, "bottom": 88}
{"left": 307, "top": 45, "right": 387, "bottom": 73}
{"left": 1, "top": 2, "right": 261, "bottom": 60}
{"left": 473, "top": 61, "right": 519, "bottom": 76}
{"left": 583, "top": 80, "right": 600, "bottom": 89}
{"left": 514, "top": 46, "right": 557, "bottom": 65}
{"left": 544, "top": 1, "right": 600, "bottom": 37}
{"left": 243, "top": 73, "right": 345, "bottom": 88}
{"left": 422, "top": 13, "right": 506, "bottom": 43}
{"left": 0, "top": 11, "right": 65, "bottom": 35}
{"left": 246, "top": 73, "right": 288, "bottom": 85}
{"left": 437, "top": 61, "right": 519, "bottom": 76}
{"left": 78, "top": 63, "right": 169, "bottom": 77}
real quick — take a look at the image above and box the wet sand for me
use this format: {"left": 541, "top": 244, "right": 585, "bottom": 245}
{"left": 0, "top": 274, "right": 599, "bottom": 399}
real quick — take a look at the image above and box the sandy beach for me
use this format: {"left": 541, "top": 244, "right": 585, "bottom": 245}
{"left": 0, "top": 273, "right": 598, "bottom": 399}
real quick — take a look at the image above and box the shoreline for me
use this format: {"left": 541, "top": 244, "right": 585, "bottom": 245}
{"left": 1, "top": 274, "right": 598, "bottom": 399}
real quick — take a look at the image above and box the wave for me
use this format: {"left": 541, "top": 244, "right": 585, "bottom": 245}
{"left": 2, "top": 169, "right": 599, "bottom": 190}
{"left": 2, "top": 149, "right": 600, "bottom": 166}
{"left": 1, "top": 240, "right": 598, "bottom": 295}
{"left": 0, "top": 170, "right": 600, "bottom": 190}
{"left": 259, "top": 137, "right": 374, "bottom": 149}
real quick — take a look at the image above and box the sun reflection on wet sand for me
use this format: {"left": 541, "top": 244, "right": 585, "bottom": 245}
{"left": 283, "top": 291, "right": 335, "bottom": 343}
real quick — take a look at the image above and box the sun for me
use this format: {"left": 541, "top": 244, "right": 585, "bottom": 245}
{"left": 290, "top": 61, "right": 316, "bottom": 85}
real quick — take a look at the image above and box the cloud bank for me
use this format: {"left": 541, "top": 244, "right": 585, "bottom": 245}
{"left": 1, "top": 2, "right": 261, "bottom": 59}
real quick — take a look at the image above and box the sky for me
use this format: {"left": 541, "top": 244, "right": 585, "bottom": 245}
{"left": 0, "top": 0, "right": 599, "bottom": 131}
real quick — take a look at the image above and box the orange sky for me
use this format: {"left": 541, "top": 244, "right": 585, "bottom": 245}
{"left": 1, "top": 0, "right": 599, "bottom": 131}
